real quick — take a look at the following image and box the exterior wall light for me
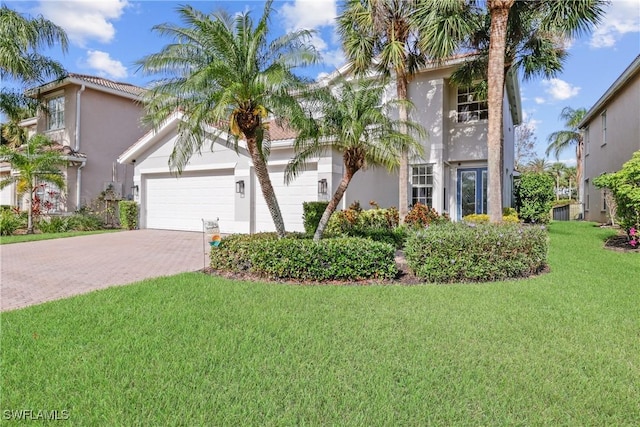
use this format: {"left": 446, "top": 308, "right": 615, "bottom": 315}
{"left": 131, "top": 184, "right": 139, "bottom": 198}
{"left": 235, "top": 180, "right": 245, "bottom": 196}
{"left": 318, "top": 179, "right": 328, "bottom": 195}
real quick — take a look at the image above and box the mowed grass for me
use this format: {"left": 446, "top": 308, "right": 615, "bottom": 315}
{"left": 0, "top": 229, "right": 120, "bottom": 245}
{"left": 1, "top": 221, "right": 638, "bottom": 425}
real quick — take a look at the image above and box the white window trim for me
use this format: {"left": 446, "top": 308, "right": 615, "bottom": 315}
{"left": 456, "top": 86, "right": 488, "bottom": 123}
{"left": 600, "top": 111, "right": 607, "bottom": 147}
{"left": 45, "top": 91, "right": 65, "bottom": 131}
{"left": 411, "top": 164, "right": 434, "bottom": 207}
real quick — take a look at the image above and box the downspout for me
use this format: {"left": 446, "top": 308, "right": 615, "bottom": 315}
{"left": 75, "top": 84, "right": 86, "bottom": 210}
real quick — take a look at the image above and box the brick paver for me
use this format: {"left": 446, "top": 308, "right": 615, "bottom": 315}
{"left": 0, "top": 230, "right": 209, "bottom": 311}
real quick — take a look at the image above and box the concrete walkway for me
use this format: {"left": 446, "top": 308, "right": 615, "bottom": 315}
{"left": 0, "top": 230, "right": 209, "bottom": 312}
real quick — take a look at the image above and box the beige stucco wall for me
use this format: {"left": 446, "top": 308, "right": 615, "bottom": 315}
{"left": 583, "top": 71, "right": 640, "bottom": 223}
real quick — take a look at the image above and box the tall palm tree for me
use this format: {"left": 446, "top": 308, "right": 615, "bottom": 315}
{"left": 0, "top": 5, "right": 68, "bottom": 84}
{"left": 137, "top": 1, "right": 318, "bottom": 238}
{"left": 419, "top": 0, "right": 606, "bottom": 223}
{"left": 0, "top": 134, "right": 67, "bottom": 234}
{"left": 525, "top": 157, "right": 550, "bottom": 174}
{"left": 546, "top": 106, "right": 587, "bottom": 194}
{"left": 548, "top": 162, "right": 567, "bottom": 201}
{"left": 286, "top": 77, "right": 424, "bottom": 241}
{"left": 564, "top": 165, "right": 577, "bottom": 200}
{"left": 337, "top": 0, "right": 428, "bottom": 222}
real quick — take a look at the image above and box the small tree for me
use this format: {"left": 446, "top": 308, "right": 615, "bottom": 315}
{"left": 515, "top": 171, "right": 554, "bottom": 224}
{"left": 0, "top": 134, "right": 67, "bottom": 233}
{"left": 594, "top": 151, "right": 640, "bottom": 237}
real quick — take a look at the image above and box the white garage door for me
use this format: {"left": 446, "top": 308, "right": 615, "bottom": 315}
{"left": 255, "top": 165, "right": 318, "bottom": 232}
{"left": 145, "top": 171, "right": 234, "bottom": 232}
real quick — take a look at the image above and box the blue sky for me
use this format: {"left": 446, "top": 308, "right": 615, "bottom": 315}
{"left": 5, "top": 0, "right": 640, "bottom": 165}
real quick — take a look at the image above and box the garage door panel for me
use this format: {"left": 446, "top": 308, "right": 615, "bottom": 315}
{"left": 145, "top": 171, "right": 234, "bottom": 232}
{"left": 255, "top": 167, "right": 317, "bottom": 233}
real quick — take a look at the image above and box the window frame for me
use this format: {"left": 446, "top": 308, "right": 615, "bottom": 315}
{"left": 411, "top": 164, "right": 434, "bottom": 207}
{"left": 600, "top": 111, "right": 607, "bottom": 146}
{"left": 45, "top": 93, "right": 65, "bottom": 131}
{"left": 456, "top": 86, "right": 488, "bottom": 123}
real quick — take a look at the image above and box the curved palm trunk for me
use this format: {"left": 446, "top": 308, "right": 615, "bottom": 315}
{"left": 314, "top": 168, "right": 355, "bottom": 242}
{"left": 246, "top": 136, "right": 286, "bottom": 238}
{"left": 397, "top": 72, "right": 410, "bottom": 222}
{"left": 487, "top": 0, "right": 513, "bottom": 224}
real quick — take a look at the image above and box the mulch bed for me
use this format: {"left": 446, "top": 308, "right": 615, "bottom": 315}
{"left": 604, "top": 234, "right": 640, "bottom": 253}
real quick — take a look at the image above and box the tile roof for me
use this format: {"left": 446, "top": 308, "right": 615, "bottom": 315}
{"left": 266, "top": 121, "right": 298, "bottom": 141}
{"left": 67, "top": 73, "right": 145, "bottom": 97}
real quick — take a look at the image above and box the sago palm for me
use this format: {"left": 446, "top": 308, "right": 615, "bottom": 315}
{"left": 286, "top": 76, "right": 425, "bottom": 241}
{"left": 546, "top": 106, "right": 587, "bottom": 192}
{"left": 0, "top": 134, "right": 67, "bottom": 234}
{"left": 337, "top": 0, "right": 428, "bottom": 221}
{"left": 137, "top": 1, "right": 318, "bottom": 238}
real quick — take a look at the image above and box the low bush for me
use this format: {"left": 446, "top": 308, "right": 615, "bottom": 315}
{"left": 211, "top": 233, "right": 397, "bottom": 281}
{"left": 463, "top": 208, "right": 519, "bottom": 224}
{"left": 302, "top": 201, "right": 329, "bottom": 235}
{"left": 325, "top": 201, "right": 403, "bottom": 247}
{"left": 404, "top": 203, "right": 450, "bottom": 228}
{"left": 405, "top": 222, "right": 548, "bottom": 283}
{"left": 37, "top": 216, "right": 70, "bottom": 233}
{"left": 118, "top": 201, "right": 139, "bottom": 230}
{"left": 37, "top": 213, "right": 104, "bottom": 233}
{"left": 0, "top": 210, "right": 21, "bottom": 236}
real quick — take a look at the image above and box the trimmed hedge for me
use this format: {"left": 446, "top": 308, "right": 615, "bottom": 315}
{"left": 515, "top": 172, "right": 554, "bottom": 223}
{"left": 118, "top": 201, "right": 139, "bottom": 230}
{"left": 463, "top": 208, "right": 519, "bottom": 224}
{"left": 210, "top": 233, "right": 398, "bottom": 281}
{"left": 405, "top": 222, "right": 548, "bottom": 283}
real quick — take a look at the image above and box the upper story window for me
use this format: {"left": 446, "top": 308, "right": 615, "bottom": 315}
{"left": 600, "top": 111, "right": 607, "bottom": 146}
{"left": 46, "top": 95, "right": 64, "bottom": 131}
{"left": 584, "top": 126, "right": 589, "bottom": 156}
{"left": 411, "top": 164, "right": 433, "bottom": 207}
{"left": 457, "top": 86, "right": 488, "bottom": 123}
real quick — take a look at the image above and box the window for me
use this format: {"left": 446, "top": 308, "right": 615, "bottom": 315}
{"left": 457, "top": 87, "right": 487, "bottom": 123}
{"left": 46, "top": 95, "right": 64, "bottom": 130}
{"left": 602, "top": 189, "right": 608, "bottom": 212}
{"left": 601, "top": 111, "right": 607, "bottom": 146}
{"left": 411, "top": 164, "right": 433, "bottom": 207}
{"left": 584, "top": 126, "right": 589, "bottom": 156}
{"left": 585, "top": 179, "right": 590, "bottom": 211}
{"left": 35, "top": 181, "right": 62, "bottom": 213}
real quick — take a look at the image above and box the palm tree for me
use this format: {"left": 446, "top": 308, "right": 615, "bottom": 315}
{"left": 525, "top": 157, "right": 550, "bottom": 174}
{"left": 548, "top": 162, "right": 567, "bottom": 201}
{"left": 0, "top": 4, "right": 68, "bottom": 83}
{"left": 546, "top": 107, "right": 587, "bottom": 194}
{"left": 337, "top": 0, "right": 428, "bottom": 222}
{"left": 564, "top": 166, "right": 577, "bottom": 200}
{"left": 419, "top": 1, "right": 606, "bottom": 223}
{"left": 137, "top": 1, "right": 318, "bottom": 238}
{"left": 0, "top": 134, "right": 67, "bottom": 234}
{"left": 286, "top": 77, "right": 424, "bottom": 241}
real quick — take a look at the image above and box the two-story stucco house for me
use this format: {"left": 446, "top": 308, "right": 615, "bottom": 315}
{"left": 118, "top": 57, "right": 521, "bottom": 233}
{"left": 579, "top": 54, "right": 640, "bottom": 223}
{"left": 0, "top": 74, "right": 147, "bottom": 213}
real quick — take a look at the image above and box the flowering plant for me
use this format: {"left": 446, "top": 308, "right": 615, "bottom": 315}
{"left": 629, "top": 227, "right": 639, "bottom": 248}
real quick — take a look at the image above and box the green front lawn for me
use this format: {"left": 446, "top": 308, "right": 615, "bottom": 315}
{"left": 1, "top": 222, "right": 638, "bottom": 425}
{"left": 0, "top": 229, "right": 120, "bottom": 245}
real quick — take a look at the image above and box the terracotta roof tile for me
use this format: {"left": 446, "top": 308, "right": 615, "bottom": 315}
{"left": 67, "top": 73, "right": 145, "bottom": 97}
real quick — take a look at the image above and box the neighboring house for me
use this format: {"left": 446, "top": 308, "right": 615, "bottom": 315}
{"left": 118, "top": 57, "right": 521, "bottom": 233}
{"left": 579, "top": 54, "right": 640, "bottom": 223}
{"left": 0, "top": 74, "right": 147, "bottom": 213}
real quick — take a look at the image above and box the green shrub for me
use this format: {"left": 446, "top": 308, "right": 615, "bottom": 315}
{"left": 67, "top": 213, "right": 104, "bottom": 231}
{"left": 515, "top": 172, "right": 554, "bottom": 223}
{"left": 37, "top": 216, "right": 70, "bottom": 233}
{"left": 594, "top": 151, "right": 640, "bottom": 238}
{"left": 302, "top": 201, "right": 329, "bottom": 235}
{"left": 348, "top": 226, "right": 408, "bottom": 249}
{"left": 211, "top": 233, "right": 397, "bottom": 281}
{"left": 325, "top": 201, "right": 403, "bottom": 247}
{"left": 118, "top": 201, "right": 138, "bottom": 230}
{"left": 0, "top": 210, "right": 21, "bottom": 236}
{"left": 464, "top": 208, "right": 519, "bottom": 224}
{"left": 404, "top": 203, "right": 450, "bottom": 228}
{"left": 404, "top": 222, "right": 548, "bottom": 283}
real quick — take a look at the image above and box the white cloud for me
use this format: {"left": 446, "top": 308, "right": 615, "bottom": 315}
{"left": 279, "top": 0, "right": 342, "bottom": 69}
{"left": 36, "top": 0, "right": 129, "bottom": 47}
{"left": 85, "top": 50, "right": 128, "bottom": 79}
{"left": 590, "top": 0, "right": 640, "bottom": 48}
{"left": 542, "top": 78, "right": 581, "bottom": 101}
{"left": 534, "top": 97, "right": 545, "bottom": 104}
{"left": 280, "top": 0, "right": 337, "bottom": 31}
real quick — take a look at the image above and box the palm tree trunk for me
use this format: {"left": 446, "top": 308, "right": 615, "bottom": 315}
{"left": 487, "top": 0, "right": 513, "bottom": 224}
{"left": 27, "top": 180, "right": 34, "bottom": 234}
{"left": 397, "top": 72, "right": 410, "bottom": 222}
{"left": 246, "top": 137, "right": 286, "bottom": 238}
{"left": 314, "top": 169, "right": 355, "bottom": 241}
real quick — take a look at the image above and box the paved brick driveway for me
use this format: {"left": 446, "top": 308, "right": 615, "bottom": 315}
{"left": 1, "top": 230, "right": 209, "bottom": 312}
